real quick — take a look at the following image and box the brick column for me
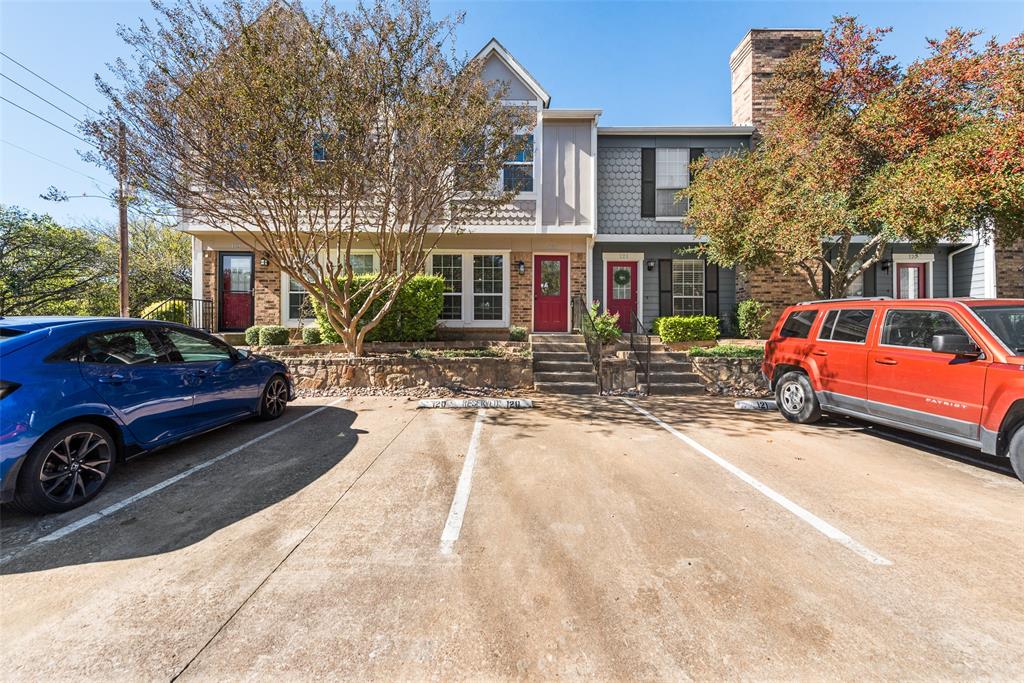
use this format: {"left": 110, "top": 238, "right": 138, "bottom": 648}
{"left": 202, "top": 250, "right": 218, "bottom": 332}
{"left": 996, "top": 240, "right": 1024, "bottom": 298}
{"left": 510, "top": 251, "right": 532, "bottom": 329}
{"left": 253, "top": 251, "right": 281, "bottom": 326}
{"left": 736, "top": 265, "right": 816, "bottom": 334}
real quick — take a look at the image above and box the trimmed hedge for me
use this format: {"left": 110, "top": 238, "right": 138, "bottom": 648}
{"left": 689, "top": 344, "right": 764, "bottom": 358}
{"left": 737, "top": 299, "right": 771, "bottom": 340}
{"left": 244, "top": 325, "right": 264, "bottom": 346}
{"left": 258, "top": 325, "right": 289, "bottom": 346}
{"left": 301, "top": 326, "right": 322, "bottom": 344}
{"left": 313, "top": 274, "right": 445, "bottom": 343}
{"left": 509, "top": 325, "right": 527, "bottom": 342}
{"left": 141, "top": 299, "right": 186, "bottom": 324}
{"left": 657, "top": 315, "right": 720, "bottom": 343}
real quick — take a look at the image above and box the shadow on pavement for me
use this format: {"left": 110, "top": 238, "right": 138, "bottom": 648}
{"left": 0, "top": 404, "right": 360, "bottom": 575}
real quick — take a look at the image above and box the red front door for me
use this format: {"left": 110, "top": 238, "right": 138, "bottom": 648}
{"left": 606, "top": 261, "right": 637, "bottom": 332}
{"left": 219, "top": 252, "right": 254, "bottom": 332}
{"left": 896, "top": 263, "right": 927, "bottom": 299}
{"left": 534, "top": 255, "right": 568, "bottom": 332}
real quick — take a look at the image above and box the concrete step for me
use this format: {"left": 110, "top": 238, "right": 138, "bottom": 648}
{"left": 640, "top": 371, "right": 700, "bottom": 383}
{"left": 529, "top": 334, "right": 584, "bottom": 343}
{"left": 534, "top": 360, "right": 595, "bottom": 373}
{"left": 641, "top": 382, "right": 706, "bottom": 396}
{"left": 531, "top": 342, "right": 589, "bottom": 353}
{"left": 534, "top": 371, "right": 597, "bottom": 383}
{"left": 534, "top": 381, "right": 600, "bottom": 395}
{"left": 533, "top": 351, "right": 592, "bottom": 363}
{"left": 648, "top": 361, "right": 693, "bottom": 372}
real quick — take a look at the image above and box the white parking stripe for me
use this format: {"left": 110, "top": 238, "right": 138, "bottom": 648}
{"left": 622, "top": 398, "right": 893, "bottom": 566}
{"left": 27, "top": 399, "right": 346, "bottom": 547}
{"left": 439, "top": 409, "right": 486, "bottom": 555}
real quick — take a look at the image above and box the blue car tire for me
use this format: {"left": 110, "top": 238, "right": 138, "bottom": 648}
{"left": 257, "top": 375, "right": 289, "bottom": 421}
{"left": 14, "top": 422, "right": 117, "bottom": 514}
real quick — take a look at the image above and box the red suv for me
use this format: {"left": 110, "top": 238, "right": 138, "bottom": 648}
{"left": 763, "top": 298, "right": 1024, "bottom": 482}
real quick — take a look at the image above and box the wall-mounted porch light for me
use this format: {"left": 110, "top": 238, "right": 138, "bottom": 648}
{"left": 516, "top": 260, "right": 526, "bottom": 275}
{"left": 646, "top": 259, "right": 656, "bottom": 272}
{"left": 259, "top": 256, "right": 270, "bottom": 267}
{"left": 879, "top": 259, "right": 891, "bottom": 272}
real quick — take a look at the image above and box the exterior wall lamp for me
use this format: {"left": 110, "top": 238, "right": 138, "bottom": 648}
{"left": 646, "top": 259, "right": 656, "bottom": 272}
{"left": 259, "top": 257, "right": 270, "bottom": 267}
{"left": 516, "top": 260, "right": 526, "bottom": 275}
{"left": 879, "top": 259, "right": 891, "bottom": 272}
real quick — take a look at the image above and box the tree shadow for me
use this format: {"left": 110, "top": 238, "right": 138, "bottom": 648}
{"left": 0, "top": 405, "right": 360, "bottom": 575}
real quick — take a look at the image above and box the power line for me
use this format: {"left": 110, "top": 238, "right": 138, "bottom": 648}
{"left": 0, "top": 95, "right": 95, "bottom": 148}
{"left": 1, "top": 138, "right": 113, "bottom": 190}
{"left": 0, "top": 50, "right": 98, "bottom": 115}
{"left": 1, "top": 72, "right": 85, "bottom": 124}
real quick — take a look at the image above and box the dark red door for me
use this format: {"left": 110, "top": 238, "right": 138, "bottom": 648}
{"left": 606, "top": 261, "right": 637, "bottom": 332}
{"left": 896, "top": 263, "right": 927, "bottom": 299}
{"left": 219, "top": 252, "right": 254, "bottom": 331}
{"left": 534, "top": 255, "right": 568, "bottom": 332}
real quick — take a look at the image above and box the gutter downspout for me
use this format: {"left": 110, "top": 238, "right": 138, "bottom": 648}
{"left": 947, "top": 231, "right": 980, "bottom": 297}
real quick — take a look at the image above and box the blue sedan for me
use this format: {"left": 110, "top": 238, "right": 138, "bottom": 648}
{"left": 0, "top": 317, "right": 293, "bottom": 514}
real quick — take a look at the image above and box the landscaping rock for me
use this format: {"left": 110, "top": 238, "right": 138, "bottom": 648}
{"left": 691, "top": 357, "right": 770, "bottom": 397}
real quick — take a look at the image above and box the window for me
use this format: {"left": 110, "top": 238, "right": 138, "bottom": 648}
{"left": 655, "top": 147, "right": 688, "bottom": 218}
{"left": 818, "top": 309, "right": 874, "bottom": 344}
{"left": 972, "top": 305, "right": 1024, "bottom": 354}
{"left": 473, "top": 255, "right": 504, "bottom": 321}
{"left": 671, "top": 260, "right": 704, "bottom": 316}
{"left": 432, "top": 254, "right": 463, "bottom": 320}
{"left": 162, "top": 328, "right": 233, "bottom": 362}
{"left": 82, "top": 329, "right": 165, "bottom": 365}
{"left": 881, "top": 310, "right": 968, "bottom": 349}
{"left": 503, "top": 134, "right": 534, "bottom": 193}
{"left": 312, "top": 133, "right": 330, "bottom": 162}
{"left": 779, "top": 310, "right": 818, "bottom": 339}
{"left": 288, "top": 277, "right": 311, "bottom": 321}
{"left": 348, "top": 253, "right": 375, "bottom": 276}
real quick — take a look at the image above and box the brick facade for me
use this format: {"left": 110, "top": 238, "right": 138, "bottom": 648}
{"left": 731, "top": 29, "right": 822, "bottom": 132}
{"left": 509, "top": 250, "right": 587, "bottom": 331}
{"left": 253, "top": 252, "right": 281, "bottom": 326}
{"left": 735, "top": 266, "right": 816, "bottom": 333}
{"left": 996, "top": 240, "right": 1024, "bottom": 298}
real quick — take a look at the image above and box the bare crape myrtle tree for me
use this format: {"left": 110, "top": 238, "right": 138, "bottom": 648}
{"left": 85, "top": 0, "right": 533, "bottom": 354}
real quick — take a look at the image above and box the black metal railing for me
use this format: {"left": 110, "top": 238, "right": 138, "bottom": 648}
{"left": 572, "top": 294, "right": 604, "bottom": 394}
{"left": 630, "top": 310, "right": 653, "bottom": 395}
{"left": 141, "top": 297, "right": 213, "bottom": 332}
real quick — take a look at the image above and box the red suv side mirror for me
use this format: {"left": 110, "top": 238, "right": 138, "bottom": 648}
{"left": 931, "top": 334, "right": 981, "bottom": 357}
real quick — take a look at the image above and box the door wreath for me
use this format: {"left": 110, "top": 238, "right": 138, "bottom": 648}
{"left": 613, "top": 268, "right": 631, "bottom": 286}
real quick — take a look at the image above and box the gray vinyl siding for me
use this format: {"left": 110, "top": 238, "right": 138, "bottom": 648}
{"left": 541, "top": 120, "right": 594, "bottom": 227}
{"left": 951, "top": 245, "right": 987, "bottom": 297}
{"left": 596, "top": 135, "right": 750, "bottom": 236}
{"left": 860, "top": 245, "right": 949, "bottom": 298}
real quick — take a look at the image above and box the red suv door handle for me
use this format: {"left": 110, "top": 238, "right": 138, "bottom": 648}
{"left": 874, "top": 358, "right": 898, "bottom": 366}
{"left": 812, "top": 350, "right": 828, "bottom": 357}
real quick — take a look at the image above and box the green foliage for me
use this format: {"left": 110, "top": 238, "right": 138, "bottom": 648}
{"left": 689, "top": 344, "right": 765, "bottom": 358}
{"left": 141, "top": 298, "right": 186, "bottom": 324}
{"left": 508, "top": 325, "right": 527, "bottom": 342}
{"left": 409, "top": 348, "right": 508, "bottom": 359}
{"left": 244, "top": 326, "right": 264, "bottom": 346}
{"left": 737, "top": 299, "right": 772, "bottom": 340}
{"left": 657, "top": 316, "right": 720, "bottom": 343}
{"left": 585, "top": 302, "right": 622, "bottom": 345}
{"left": 301, "top": 326, "right": 322, "bottom": 345}
{"left": 0, "top": 205, "right": 102, "bottom": 315}
{"left": 258, "top": 325, "right": 289, "bottom": 346}
{"left": 314, "top": 275, "right": 444, "bottom": 343}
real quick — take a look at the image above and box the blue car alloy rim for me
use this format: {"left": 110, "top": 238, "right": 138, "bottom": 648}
{"left": 39, "top": 431, "right": 113, "bottom": 505}
{"left": 264, "top": 378, "right": 287, "bottom": 417}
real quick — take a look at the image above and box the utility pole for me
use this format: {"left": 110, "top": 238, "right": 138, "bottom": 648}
{"left": 117, "top": 120, "right": 129, "bottom": 317}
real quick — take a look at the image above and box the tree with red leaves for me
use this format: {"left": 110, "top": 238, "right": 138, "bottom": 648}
{"left": 687, "top": 16, "right": 1024, "bottom": 298}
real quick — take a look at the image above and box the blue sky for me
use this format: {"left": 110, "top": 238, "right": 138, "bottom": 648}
{"left": 2, "top": 0, "right": 1022, "bottom": 227}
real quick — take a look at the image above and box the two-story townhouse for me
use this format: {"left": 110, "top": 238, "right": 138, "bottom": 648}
{"left": 184, "top": 28, "right": 1021, "bottom": 340}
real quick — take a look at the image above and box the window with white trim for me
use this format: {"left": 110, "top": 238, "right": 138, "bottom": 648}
{"left": 503, "top": 134, "right": 534, "bottom": 193}
{"left": 656, "top": 148, "right": 689, "bottom": 218}
{"left": 432, "top": 254, "right": 463, "bottom": 320}
{"left": 347, "top": 253, "right": 375, "bottom": 276}
{"left": 671, "top": 260, "right": 704, "bottom": 316}
{"left": 473, "top": 255, "right": 504, "bottom": 320}
{"left": 287, "top": 277, "right": 312, "bottom": 321}
{"left": 427, "top": 252, "right": 508, "bottom": 326}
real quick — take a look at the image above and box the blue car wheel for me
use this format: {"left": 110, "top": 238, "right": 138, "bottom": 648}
{"left": 257, "top": 375, "right": 289, "bottom": 421}
{"left": 15, "top": 422, "right": 116, "bottom": 514}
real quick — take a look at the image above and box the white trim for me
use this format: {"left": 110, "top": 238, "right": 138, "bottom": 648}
{"left": 600, "top": 252, "right": 644, "bottom": 320}
{"left": 585, "top": 238, "right": 593, "bottom": 305}
{"left": 598, "top": 126, "right": 754, "bottom": 136}
{"left": 534, "top": 111, "right": 543, "bottom": 230}
{"left": 982, "top": 235, "right": 997, "bottom": 298}
{"left": 892, "top": 253, "right": 935, "bottom": 299}
{"left": 596, "top": 233, "right": 699, "bottom": 243}
{"left": 542, "top": 109, "right": 602, "bottom": 119}
{"left": 472, "top": 38, "right": 551, "bottom": 107}
{"left": 191, "top": 236, "right": 203, "bottom": 300}
{"left": 947, "top": 232, "right": 980, "bottom": 297}
{"left": 427, "top": 249, "right": 511, "bottom": 328}
{"left": 590, "top": 121, "right": 599, "bottom": 237}
{"left": 533, "top": 252, "right": 571, "bottom": 333}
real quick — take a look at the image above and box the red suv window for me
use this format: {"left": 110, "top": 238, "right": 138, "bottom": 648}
{"left": 779, "top": 309, "right": 818, "bottom": 338}
{"left": 818, "top": 309, "right": 874, "bottom": 344}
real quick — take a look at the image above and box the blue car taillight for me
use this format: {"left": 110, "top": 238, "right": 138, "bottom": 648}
{"left": 0, "top": 381, "right": 21, "bottom": 399}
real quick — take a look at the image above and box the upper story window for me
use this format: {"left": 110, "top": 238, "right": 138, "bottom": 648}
{"left": 502, "top": 134, "right": 534, "bottom": 193}
{"left": 641, "top": 147, "right": 689, "bottom": 218}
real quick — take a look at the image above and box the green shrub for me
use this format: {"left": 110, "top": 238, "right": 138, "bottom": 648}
{"left": 301, "top": 326, "right": 322, "bottom": 345}
{"left": 508, "top": 325, "right": 527, "bottom": 342}
{"left": 244, "top": 325, "right": 264, "bottom": 346}
{"left": 585, "top": 302, "right": 622, "bottom": 345}
{"left": 689, "top": 344, "right": 764, "bottom": 358}
{"left": 650, "top": 317, "right": 663, "bottom": 336}
{"left": 141, "top": 299, "right": 186, "bottom": 324}
{"left": 258, "top": 325, "right": 289, "bottom": 346}
{"left": 657, "top": 315, "right": 720, "bottom": 343}
{"left": 737, "top": 299, "right": 771, "bottom": 340}
{"left": 313, "top": 274, "right": 444, "bottom": 343}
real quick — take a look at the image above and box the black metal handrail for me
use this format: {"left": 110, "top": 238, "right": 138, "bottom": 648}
{"left": 141, "top": 297, "right": 213, "bottom": 332}
{"left": 571, "top": 295, "right": 604, "bottom": 394}
{"left": 630, "top": 310, "right": 653, "bottom": 396}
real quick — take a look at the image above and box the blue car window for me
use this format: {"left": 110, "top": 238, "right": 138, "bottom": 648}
{"left": 83, "top": 329, "right": 164, "bottom": 365}
{"left": 162, "top": 328, "right": 233, "bottom": 363}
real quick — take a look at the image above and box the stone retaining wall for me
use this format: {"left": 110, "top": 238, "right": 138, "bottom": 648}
{"left": 259, "top": 341, "right": 527, "bottom": 357}
{"left": 284, "top": 356, "right": 533, "bottom": 391}
{"left": 691, "top": 357, "right": 769, "bottom": 397}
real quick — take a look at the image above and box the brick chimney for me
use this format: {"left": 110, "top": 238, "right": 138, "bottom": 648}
{"left": 730, "top": 29, "right": 822, "bottom": 132}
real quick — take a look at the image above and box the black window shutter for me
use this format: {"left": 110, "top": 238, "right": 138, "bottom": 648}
{"left": 690, "top": 147, "right": 705, "bottom": 183}
{"left": 641, "top": 148, "right": 656, "bottom": 218}
{"left": 704, "top": 262, "right": 719, "bottom": 317}
{"left": 658, "top": 259, "right": 673, "bottom": 316}
{"left": 863, "top": 264, "right": 876, "bottom": 296}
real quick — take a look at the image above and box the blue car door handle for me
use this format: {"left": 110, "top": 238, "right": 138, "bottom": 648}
{"left": 96, "top": 373, "right": 126, "bottom": 384}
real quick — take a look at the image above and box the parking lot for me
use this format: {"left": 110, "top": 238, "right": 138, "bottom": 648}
{"left": 2, "top": 394, "right": 1022, "bottom": 680}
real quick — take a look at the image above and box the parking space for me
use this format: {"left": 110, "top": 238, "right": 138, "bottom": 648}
{"left": 1, "top": 394, "right": 1022, "bottom": 679}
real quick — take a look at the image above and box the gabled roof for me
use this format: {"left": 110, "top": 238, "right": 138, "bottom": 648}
{"left": 472, "top": 38, "right": 551, "bottom": 108}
